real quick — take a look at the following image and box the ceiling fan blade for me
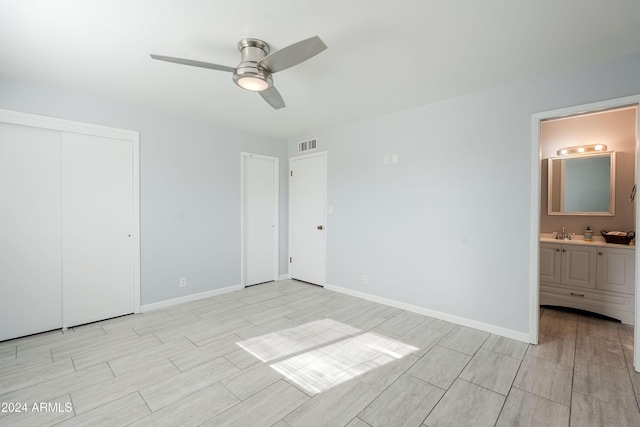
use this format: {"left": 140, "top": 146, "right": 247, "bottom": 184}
{"left": 150, "top": 54, "right": 235, "bottom": 73}
{"left": 258, "top": 36, "right": 327, "bottom": 73}
{"left": 259, "top": 86, "right": 286, "bottom": 109}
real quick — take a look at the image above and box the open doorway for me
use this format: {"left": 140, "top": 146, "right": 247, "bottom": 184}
{"left": 531, "top": 95, "right": 640, "bottom": 372}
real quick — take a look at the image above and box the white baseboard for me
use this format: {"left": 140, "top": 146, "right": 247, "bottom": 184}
{"left": 324, "top": 283, "right": 530, "bottom": 343}
{"left": 279, "top": 274, "right": 290, "bottom": 281}
{"left": 141, "top": 284, "right": 243, "bottom": 312}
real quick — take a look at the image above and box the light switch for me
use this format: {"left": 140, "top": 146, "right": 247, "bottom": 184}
{"left": 392, "top": 154, "right": 398, "bottom": 164}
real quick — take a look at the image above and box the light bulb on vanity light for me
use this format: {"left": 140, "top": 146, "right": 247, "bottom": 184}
{"left": 556, "top": 144, "right": 608, "bottom": 156}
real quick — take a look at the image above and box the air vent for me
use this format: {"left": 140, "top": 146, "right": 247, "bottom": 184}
{"left": 298, "top": 138, "right": 317, "bottom": 153}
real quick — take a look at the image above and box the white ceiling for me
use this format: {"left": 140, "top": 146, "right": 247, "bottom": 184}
{"left": 2, "top": 0, "right": 640, "bottom": 140}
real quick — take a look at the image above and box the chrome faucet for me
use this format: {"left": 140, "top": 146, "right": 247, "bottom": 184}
{"left": 556, "top": 227, "right": 571, "bottom": 240}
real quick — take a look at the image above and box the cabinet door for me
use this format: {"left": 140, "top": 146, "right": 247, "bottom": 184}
{"left": 597, "top": 247, "right": 635, "bottom": 294}
{"left": 540, "top": 243, "right": 561, "bottom": 283}
{"left": 561, "top": 245, "right": 597, "bottom": 288}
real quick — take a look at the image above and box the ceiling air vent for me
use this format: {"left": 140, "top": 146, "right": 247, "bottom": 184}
{"left": 298, "top": 138, "right": 317, "bottom": 153}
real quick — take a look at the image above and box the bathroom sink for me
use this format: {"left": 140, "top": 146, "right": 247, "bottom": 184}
{"left": 539, "top": 233, "right": 557, "bottom": 241}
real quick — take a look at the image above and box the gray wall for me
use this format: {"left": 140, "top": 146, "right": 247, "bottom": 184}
{"left": 289, "top": 52, "right": 640, "bottom": 335}
{"left": 3, "top": 50, "right": 640, "bottom": 336}
{"left": 0, "top": 77, "right": 288, "bottom": 305}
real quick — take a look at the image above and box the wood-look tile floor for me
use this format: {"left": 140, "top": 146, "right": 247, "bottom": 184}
{"left": 1, "top": 280, "right": 639, "bottom": 426}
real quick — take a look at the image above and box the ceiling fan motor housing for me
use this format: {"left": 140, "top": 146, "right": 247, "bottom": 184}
{"left": 233, "top": 38, "right": 273, "bottom": 91}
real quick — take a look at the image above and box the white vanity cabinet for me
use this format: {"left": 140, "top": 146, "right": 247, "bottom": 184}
{"left": 539, "top": 243, "right": 597, "bottom": 288}
{"left": 562, "top": 245, "right": 597, "bottom": 288}
{"left": 540, "top": 240, "right": 635, "bottom": 324}
{"left": 597, "top": 247, "right": 635, "bottom": 294}
{"left": 539, "top": 243, "right": 561, "bottom": 284}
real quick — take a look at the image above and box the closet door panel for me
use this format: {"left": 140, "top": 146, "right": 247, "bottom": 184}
{"left": 0, "top": 123, "right": 62, "bottom": 341}
{"left": 61, "top": 132, "right": 134, "bottom": 327}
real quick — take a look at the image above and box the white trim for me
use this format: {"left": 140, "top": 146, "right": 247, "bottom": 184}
{"left": 0, "top": 109, "right": 137, "bottom": 140}
{"left": 279, "top": 274, "right": 290, "bottom": 281}
{"left": 530, "top": 95, "right": 640, "bottom": 370}
{"left": 141, "top": 284, "right": 243, "bottom": 312}
{"left": 529, "top": 114, "right": 541, "bottom": 344}
{"left": 635, "top": 106, "right": 640, "bottom": 373}
{"left": 325, "top": 283, "right": 529, "bottom": 343}
{"left": 0, "top": 108, "right": 141, "bottom": 316}
{"left": 240, "top": 152, "right": 280, "bottom": 286}
{"left": 132, "top": 133, "right": 141, "bottom": 314}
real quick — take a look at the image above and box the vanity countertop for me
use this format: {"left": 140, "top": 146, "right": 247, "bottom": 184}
{"left": 540, "top": 233, "right": 636, "bottom": 249}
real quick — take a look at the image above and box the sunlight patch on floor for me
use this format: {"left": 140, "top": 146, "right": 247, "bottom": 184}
{"left": 236, "top": 318, "right": 418, "bottom": 394}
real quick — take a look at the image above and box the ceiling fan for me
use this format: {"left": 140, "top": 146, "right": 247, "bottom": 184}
{"left": 150, "top": 36, "right": 327, "bottom": 109}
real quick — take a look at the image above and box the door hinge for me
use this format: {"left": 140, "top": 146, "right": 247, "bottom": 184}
{"left": 289, "top": 257, "right": 292, "bottom": 263}
{"left": 290, "top": 170, "right": 293, "bottom": 177}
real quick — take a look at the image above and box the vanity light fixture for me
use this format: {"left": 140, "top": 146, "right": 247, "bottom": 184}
{"left": 556, "top": 144, "right": 607, "bottom": 156}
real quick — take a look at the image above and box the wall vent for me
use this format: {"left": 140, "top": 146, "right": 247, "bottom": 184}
{"left": 298, "top": 138, "right": 317, "bottom": 153}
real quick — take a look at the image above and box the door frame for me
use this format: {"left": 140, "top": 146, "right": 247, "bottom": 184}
{"left": 0, "top": 108, "right": 141, "bottom": 315}
{"left": 240, "top": 152, "right": 279, "bottom": 287}
{"left": 529, "top": 95, "right": 640, "bottom": 370}
{"left": 288, "top": 151, "right": 328, "bottom": 285}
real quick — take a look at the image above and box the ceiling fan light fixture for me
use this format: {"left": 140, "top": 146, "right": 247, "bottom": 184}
{"left": 237, "top": 75, "right": 269, "bottom": 92}
{"left": 233, "top": 65, "right": 272, "bottom": 92}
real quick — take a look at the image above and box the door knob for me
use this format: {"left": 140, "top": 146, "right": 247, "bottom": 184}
{"left": 317, "top": 225, "right": 324, "bottom": 230}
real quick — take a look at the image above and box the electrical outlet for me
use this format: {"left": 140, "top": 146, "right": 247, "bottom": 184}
{"left": 383, "top": 155, "right": 390, "bottom": 165}
{"left": 362, "top": 274, "right": 368, "bottom": 284}
{"left": 179, "top": 277, "right": 187, "bottom": 288}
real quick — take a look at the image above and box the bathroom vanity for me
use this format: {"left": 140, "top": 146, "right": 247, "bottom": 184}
{"left": 539, "top": 235, "right": 635, "bottom": 324}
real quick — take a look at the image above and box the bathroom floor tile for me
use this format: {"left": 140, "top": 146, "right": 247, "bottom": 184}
{"left": 539, "top": 316, "right": 577, "bottom": 341}
{"left": 526, "top": 333, "right": 575, "bottom": 366}
{"left": 572, "top": 357, "right": 638, "bottom": 411}
{"left": 577, "top": 321, "right": 623, "bottom": 344}
{"left": 575, "top": 334, "right": 627, "bottom": 368}
{"left": 570, "top": 391, "right": 640, "bottom": 427}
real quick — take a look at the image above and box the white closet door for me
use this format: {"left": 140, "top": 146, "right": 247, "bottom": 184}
{"left": 242, "top": 154, "right": 279, "bottom": 286}
{"left": 61, "top": 132, "right": 134, "bottom": 327}
{"left": 0, "top": 123, "right": 62, "bottom": 341}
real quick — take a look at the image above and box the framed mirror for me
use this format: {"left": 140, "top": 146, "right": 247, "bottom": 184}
{"left": 548, "top": 152, "right": 615, "bottom": 216}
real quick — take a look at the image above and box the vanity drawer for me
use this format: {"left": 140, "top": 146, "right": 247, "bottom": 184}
{"left": 540, "top": 282, "right": 634, "bottom": 324}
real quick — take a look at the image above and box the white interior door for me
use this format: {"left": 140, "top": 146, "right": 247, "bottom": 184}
{"left": 242, "top": 153, "right": 279, "bottom": 286}
{"left": 0, "top": 123, "right": 62, "bottom": 341}
{"left": 61, "top": 132, "right": 135, "bottom": 328}
{"left": 289, "top": 153, "right": 327, "bottom": 285}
